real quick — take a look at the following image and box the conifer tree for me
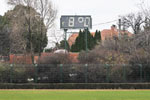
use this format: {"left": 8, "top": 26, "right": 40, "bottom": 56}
{"left": 94, "top": 30, "right": 101, "bottom": 44}
{"left": 71, "top": 29, "right": 95, "bottom": 52}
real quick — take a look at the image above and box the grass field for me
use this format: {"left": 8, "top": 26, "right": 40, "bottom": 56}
{"left": 0, "top": 90, "right": 150, "bottom": 100}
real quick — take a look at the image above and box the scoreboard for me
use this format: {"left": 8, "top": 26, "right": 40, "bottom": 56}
{"left": 60, "top": 15, "right": 92, "bottom": 29}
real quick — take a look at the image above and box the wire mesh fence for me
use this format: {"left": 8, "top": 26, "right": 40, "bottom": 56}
{"left": 0, "top": 63, "right": 149, "bottom": 83}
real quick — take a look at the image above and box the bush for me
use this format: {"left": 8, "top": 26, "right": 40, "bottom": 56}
{"left": 39, "top": 53, "right": 72, "bottom": 64}
{"left": 0, "top": 63, "right": 10, "bottom": 82}
{"left": 0, "top": 83, "right": 150, "bottom": 89}
{"left": 11, "top": 64, "right": 35, "bottom": 83}
{"left": 129, "top": 49, "right": 150, "bottom": 82}
{"left": 0, "top": 63, "right": 35, "bottom": 83}
{"left": 37, "top": 53, "right": 72, "bottom": 83}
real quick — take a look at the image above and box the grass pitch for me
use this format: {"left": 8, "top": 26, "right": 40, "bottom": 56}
{"left": 0, "top": 90, "right": 150, "bottom": 100}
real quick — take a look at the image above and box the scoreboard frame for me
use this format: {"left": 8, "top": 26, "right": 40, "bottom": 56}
{"left": 60, "top": 15, "right": 92, "bottom": 29}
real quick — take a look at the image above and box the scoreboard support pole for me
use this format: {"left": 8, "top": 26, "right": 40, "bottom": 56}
{"left": 85, "top": 28, "right": 88, "bottom": 83}
{"left": 64, "top": 29, "right": 68, "bottom": 53}
{"left": 85, "top": 28, "right": 88, "bottom": 52}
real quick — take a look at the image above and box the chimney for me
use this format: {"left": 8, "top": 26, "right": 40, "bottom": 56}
{"left": 111, "top": 25, "right": 117, "bottom": 32}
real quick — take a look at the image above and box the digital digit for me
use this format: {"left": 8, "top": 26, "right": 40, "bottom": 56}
{"left": 78, "top": 17, "right": 84, "bottom": 23}
{"left": 62, "top": 22, "right": 65, "bottom": 26}
{"left": 69, "top": 17, "right": 74, "bottom": 27}
{"left": 84, "top": 17, "right": 90, "bottom": 27}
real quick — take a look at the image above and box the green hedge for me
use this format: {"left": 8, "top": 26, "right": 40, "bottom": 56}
{"left": 0, "top": 83, "right": 150, "bottom": 89}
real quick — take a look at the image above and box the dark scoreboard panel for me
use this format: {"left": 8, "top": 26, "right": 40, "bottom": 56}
{"left": 60, "top": 15, "right": 92, "bottom": 29}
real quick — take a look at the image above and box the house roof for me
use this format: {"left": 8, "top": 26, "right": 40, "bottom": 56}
{"left": 68, "top": 32, "right": 95, "bottom": 46}
{"left": 68, "top": 25, "right": 132, "bottom": 47}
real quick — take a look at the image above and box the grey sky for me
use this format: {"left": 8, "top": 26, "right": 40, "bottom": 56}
{"left": 0, "top": 0, "right": 149, "bottom": 47}
{"left": 0, "top": 0, "right": 148, "bottom": 30}
{"left": 53, "top": 0, "right": 143, "bottom": 30}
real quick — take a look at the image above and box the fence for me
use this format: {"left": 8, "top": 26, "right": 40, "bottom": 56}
{"left": 0, "top": 56, "right": 9, "bottom": 62}
{"left": 0, "top": 63, "right": 149, "bottom": 83}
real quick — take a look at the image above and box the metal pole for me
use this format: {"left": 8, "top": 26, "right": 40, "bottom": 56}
{"left": 123, "top": 64, "right": 126, "bottom": 82}
{"left": 10, "top": 64, "right": 13, "bottom": 83}
{"left": 85, "top": 64, "right": 88, "bottom": 83}
{"left": 118, "top": 19, "right": 121, "bottom": 37}
{"left": 64, "top": 29, "right": 68, "bottom": 53}
{"left": 85, "top": 28, "right": 88, "bottom": 52}
{"left": 34, "top": 64, "right": 38, "bottom": 83}
{"left": 60, "top": 64, "right": 63, "bottom": 83}
{"left": 139, "top": 64, "right": 143, "bottom": 82}
{"left": 106, "top": 64, "right": 109, "bottom": 83}
{"left": 85, "top": 28, "right": 88, "bottom": 83}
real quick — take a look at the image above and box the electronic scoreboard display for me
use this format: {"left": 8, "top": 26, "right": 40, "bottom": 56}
{"left": 60, "top": 15, "right": 92, "bottom": 29}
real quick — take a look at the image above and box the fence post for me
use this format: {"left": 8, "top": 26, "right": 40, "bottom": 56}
{"left": 106, "top": 64, "right": 110, "bottom": 83}
{"left": 34, "top": 64, "right": 38, "bottom": 83}
{"left": 85, "top": 64, "right": 88, "bottom": 83}
{"left": 139, "top": 64, "right": 143, "bottom": 82}
{"left": 60, "top": 64, "right": 63, "bottom": 83}
{"left": 10, "top": 64, "right": 13, "bottom": 83}
{"left": 123, "top": 64, "right": 126, "bottom": 82}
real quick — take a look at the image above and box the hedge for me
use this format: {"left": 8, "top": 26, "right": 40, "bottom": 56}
{"left": 0, "top": 83, "right": 150, "bottom": 89}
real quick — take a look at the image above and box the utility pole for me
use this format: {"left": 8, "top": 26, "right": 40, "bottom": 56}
{"left": 118, "top": 19, "right": 121, "bottom": 37}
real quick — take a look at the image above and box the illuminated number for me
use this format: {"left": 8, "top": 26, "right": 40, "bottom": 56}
{"left": 62, "top": 22, "right": 65, "bottom": 26}
{"left": 69, "top": 17, "right": 74, "bottom": 27}
{"left": 78, "top": 17, "right": 84, "bottom": 23}
{"left": 84, "top": 17, "right": 90, "bottom": 27}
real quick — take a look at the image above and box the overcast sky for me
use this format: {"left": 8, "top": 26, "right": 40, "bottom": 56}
{"left": 53, "top": 0, "right": 145, "bottom": 31}
{"left": 0, "top": 0, "right": 150, "bottom": 47}
{"left": 1, "top": 0, "right": 148, "bottom": 31}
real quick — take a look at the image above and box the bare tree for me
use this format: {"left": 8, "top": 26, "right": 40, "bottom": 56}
{"left": 46, "top": 29, "right": 64, "bottom": 50}
{"left": 7, "top": 0, "right": 57, "bottom": 30}
{"left": 121, "top": 12, "right": 145, "bottom": 34}
{"left": 7, "top": 0, "right": 57, "bottom": 63}
{"left": 137, "top": 0, "right": 150, "bottom": 31}
{"left": 34, "top": 0, "right": 57, "bottom": 56}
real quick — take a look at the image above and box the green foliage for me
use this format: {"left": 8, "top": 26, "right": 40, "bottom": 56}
{"left": 94, "top": 30, "right": 101, "bottom": 43}
{"left": 71, "top": 29, "right": 97, "bottom": 52}
{"left": 0, "top": 83, "right": 150, "bottom": 89}
{"left": 0, "top": 63, "right": 36, "bottom": 83}
{"left": 59, "top": 40, "right": 70, "bottom": 51}
{"left": 0, "top": 63, "right": 10, "bottom": 82}
{"left": 0, "top": 16, "right": 10, "bottom": 56}
{"left": 0, "top": 16, "right": 9, "bottom": 30}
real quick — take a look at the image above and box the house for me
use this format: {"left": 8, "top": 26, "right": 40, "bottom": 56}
{"left": 8, "top": 25, "right": 132, "bottom": 64}
{"left": 68, "top": 25, "right": 132, "bottom": 47}
{"left": 101, "top": 25, "right": 132, "bottom": 40}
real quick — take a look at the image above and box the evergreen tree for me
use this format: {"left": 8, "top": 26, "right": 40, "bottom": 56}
{"left": 71, "top": 30, "right": 84, "bottom": 52}
{"left": 94, "top": 30, "right": 101, "bottom": 44}
{"left": 71, "top": 29, "right": 95, "bottom": 52}
{"left": 85, "top": 29, "right": 95, "bottom": 50}
{"left": 0, "top": 16, "right": 10, "bottom": 56}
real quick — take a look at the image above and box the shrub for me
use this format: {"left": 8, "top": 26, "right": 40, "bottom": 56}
{"left": 0, "top": 83, "right": 150, "bottom": 89}
{"left": 37, "top": 53, "right": 72, "bottom": 83}
{"left": 129, "top": 49, "right": 150, "bottom": 82}
{"left": 0, "top": 63, "right": 10, "bottom": 83}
